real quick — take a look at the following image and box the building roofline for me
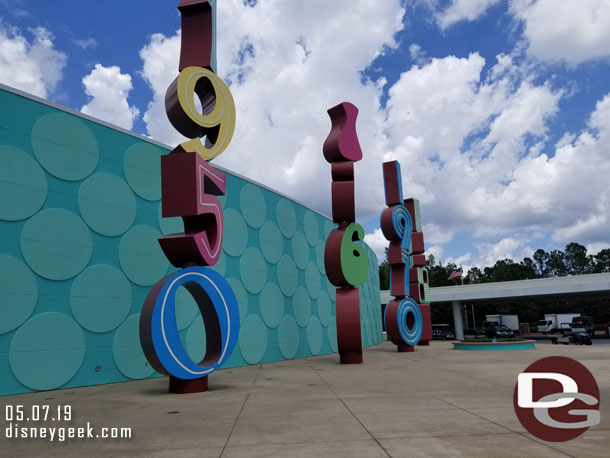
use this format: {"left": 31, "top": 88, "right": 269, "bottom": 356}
{"left": 0, "top": 82, "right": 333, "bottom": 222}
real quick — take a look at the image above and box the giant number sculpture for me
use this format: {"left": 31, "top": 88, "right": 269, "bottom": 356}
{"left": 140, "top": 0, "right": 239, "bottom": 393}
{"left": 381, "top": 161, "right": 431, "bottom": 352}
{"left": 323, "top": 102, "right": 368, "bottom": 364}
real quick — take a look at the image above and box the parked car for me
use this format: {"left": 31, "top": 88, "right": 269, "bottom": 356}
{"left": 432, "top": 324, "right": 455, "bottom": 340}
{"left": 551, "top": 327, "right": 592, "bottom": 345}
{"left": 571, "top": 316, "right": 595, "bottom": 336}
{"left": 485, "top": 325, "right": 515, "bottom": 339}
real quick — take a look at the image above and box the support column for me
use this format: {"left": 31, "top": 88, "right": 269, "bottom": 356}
{"left": 452, "top": 300, "right": 464, "bottom": 341}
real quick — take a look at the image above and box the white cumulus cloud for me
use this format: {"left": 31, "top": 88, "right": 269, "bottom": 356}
{"left": 80, "top": 64, "right": 140, "bottom": 130}
{"left": 0, "top": 23, "right": 66, "bottom": 98}
{"left": 510, "top": 0, "right": 610, "bottom": 64}
{"left": 436, "top": 0, "right": 502, "bottom": 29}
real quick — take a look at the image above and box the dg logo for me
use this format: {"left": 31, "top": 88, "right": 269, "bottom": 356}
{"left": 513, "top": 356, "right": 600, "bottom": 442}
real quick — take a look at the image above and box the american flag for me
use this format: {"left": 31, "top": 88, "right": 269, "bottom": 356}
{"left": 448, "top": 267, "right": 463, "bottom": 280}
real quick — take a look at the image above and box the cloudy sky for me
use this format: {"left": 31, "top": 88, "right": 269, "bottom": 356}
{"left": 1, "top": 0, "right": 609, "bottom": 268}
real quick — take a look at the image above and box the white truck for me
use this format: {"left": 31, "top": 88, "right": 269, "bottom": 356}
{"left": 537, "top": 313, "right": 580, "bottom": 333}
{"left": 485, "top": 314, "right": 519, "bottom": 332}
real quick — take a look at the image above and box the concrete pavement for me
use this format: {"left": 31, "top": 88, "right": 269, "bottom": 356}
{"left": 1, "top": 341, "right": 608, "bottom": 457}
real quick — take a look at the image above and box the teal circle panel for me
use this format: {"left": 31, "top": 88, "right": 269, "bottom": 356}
{"left": 9, "top": 313, "right": 85, "bottom": 391}
{"left": 239, "top": 247, "right": 267, "bottom": 294}
{"left": 292, "top": 287, "right": 311, "bottom": 328}
{"left": 305, "top": 263, "right": 321, "bottom": 299}
{"left": 175, "top": 285, "right": 200, "bottom": 331}
{"left": 276, "top": 199, "right": 297, "bottom": 238}
{"left": 31, "top": 113, "right": 99, "bottom": 181}
{"left": 210, "top": 252, "right": 227, "bottom": 277}
{"left": 119, "top": 225, "right": 169, "bottom": 286}
{"left": 326, "top": 277, "right": 336, "bottom": 301}
{"left": 260, "top": 283, "right": 284, "bottom": 328}
{"left": 70, "top": 264, "right": 131, "bottom": 333}
{"left": 328, "top": 317, "right": 338, "bottom": 353}
{"left": 303, "top": 211, "right": 319, "bottom": 246}
{"left": 291, "top": 231, "right": 309, "bottom": 270}
{"left": 259, "top": 221, "right": 283, "bottom": 264}
{"left": 315, "top": 241, "right": 325, "bottom": 275}
{"left": 306, "top": 316, "right": 323, "bottom": 356}
{"left": 123, "top": 142, "right": 163, "bottom": 201}
{"left": 278, "top": 316, "right": 299, "bottom": 359}
{"left": 0, "top": 255, "right": 38, "bottom": 334}
{"left": 227, "top": 278, "right": 248, "bottom": 324}
{"left": 240, "top": 184, "right": 267, "bottom": 229}
{"left": 366, "top": 322, "right": 374, "bottom": 347}
{"left": 186, "top": 318, "right": 206, "bottom": 363}
{"left": 113, "top": 314, "right": 154, "bottom": 380}
{"left": 157, "top": 202, "right": 184, "bottom": 236}
{"left": 0, "top": 146, "right": 47, "bottom": 221}
{"left": 324, "top": 221, "right": 335, "bottom": 239}
{"left": 277, "top": 255, "right": 298, "bottom": 296}
{"left": 317, "top": 290, "right": 332, "bottom": 327}
{"left": 20, "top": 208, "right": 93, "bottom": 281}
{"left": 78, "top": 173, "right": 137, "bottom": 236}
{"left": 239, "top": 315, "right": 268, "bottom": 364}
{"left": 222, "top": 209, "right": 248, "bottom": 257}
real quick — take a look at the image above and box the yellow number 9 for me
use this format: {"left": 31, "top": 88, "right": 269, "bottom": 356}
{"left": 165, "top": 66, "right": 236, "bottom": 161}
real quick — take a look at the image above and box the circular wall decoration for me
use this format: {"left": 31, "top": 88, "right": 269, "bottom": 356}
{"left": 305, "top": 262, "right": 321, "bottom": 299}
{"left": 20, "top": 208, "right": 93, "bottom": 281}
{"left": 292, "top": 287, "right": 311, "bottom": 328}
{"left": 0, "top": 146, "right": 47, "bottom": 221}
{"left": 186, "top": 318, "right": 206, "bottom": 363}
{"left": 239, "top": 247, "right": 267, "bottom": 294}
{"left": 118, "top": 225, "right": 169, "bottom": 286}
{"left": 278, "top": 316, "right": 299, "bottom": 359}
{"left": 259, "top": 221, "right": 283, "bottom": 264}
{"left": 0, "top": 255, "right": 38, "bottom": 334}
{"left": 306, "top": 316, "right": 323, "bottom": 355}
{"left": 240, "top": 184, "right": 267, "bottom": 228}
{"left": 226, "top": 278, "right": 248, "bottom": 324}
{"left": 317, "top": 290, "right": 332, "bottom": 327}
{"left": 328, "top": 317, "right": 338, "bottom": 353}
{"left": 315, "top": 241, "right": 325, "bottom": 275}
{"left": 157, "top": 202, "right": 184, "bottom": 236}
{"left": 113, "top": 314, "right": 155, "bottom": 380}
{"left": 123, "top": 142, "right": 163, "bottom": 201}
{"left": 303, "top": 211, "right": 319, "bottom": 246}
{"left": 222, "top": 209, "right": 248, "bottom": 257}
{"left": 70, "top": 264, "right": 132, "bottom": 333}
{"left": 277, "top": 255, "right": 298, "bottom": 296}
{"left": 78, "top": 173, "right": 137, "bottom": 236}
{"left": 239, "top": 315, "right": 268, "bottom": 364}
{"left": 291, "top": 231, "right": 309, "bottom": 270}
{"left": 260, "top": 283, "right": 284, "bottom": 328}
{"left": 9, "top": 313, "right": 85, "bottom": 390}
{"left": 276, "top": 199, "right": 297, "bottom": 238}
{"left": 31, "top": 112, "right": 99, "bottom": 181}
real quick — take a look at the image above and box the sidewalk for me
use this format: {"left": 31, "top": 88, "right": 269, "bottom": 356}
{"left": 2, "top": 341, "right": 608, "bottom": 457}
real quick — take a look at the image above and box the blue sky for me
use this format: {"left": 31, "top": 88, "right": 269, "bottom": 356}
{"left": 1, "top": 0, "right": 609, "bottom": 268}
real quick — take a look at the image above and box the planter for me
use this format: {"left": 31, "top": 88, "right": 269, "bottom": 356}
{"left": 453, "top": 340, "right": 536, "bottom": 351}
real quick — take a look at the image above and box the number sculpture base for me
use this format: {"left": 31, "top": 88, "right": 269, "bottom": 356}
{"left": 169, "top": 375, "right": 208, "bottom": 394}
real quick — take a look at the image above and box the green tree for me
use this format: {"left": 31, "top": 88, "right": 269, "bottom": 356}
{"left": 564, "top": 242, "right": 594, "bottom": 275}
{"left": 378, "top": 261, "right": 390, "bottom": 290}
{"left": 594, "top": 248, "right": 610, "bottom": 273}
{"left": 466, "top": 267, "right": 486, "bottom": 284}
{"left": 547, "top": 249, "right": 568, "bottom": 277}
{"left": 533, "top": 249, "right": 550, "bottom": 277}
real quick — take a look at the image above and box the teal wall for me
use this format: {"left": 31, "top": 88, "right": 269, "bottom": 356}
{"left": 0, "top": 86, "right": 383, "bottom": 396}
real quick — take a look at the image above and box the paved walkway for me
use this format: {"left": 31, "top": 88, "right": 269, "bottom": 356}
{"left": 2, "top": 341, "right": 608, "bottom": 457}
